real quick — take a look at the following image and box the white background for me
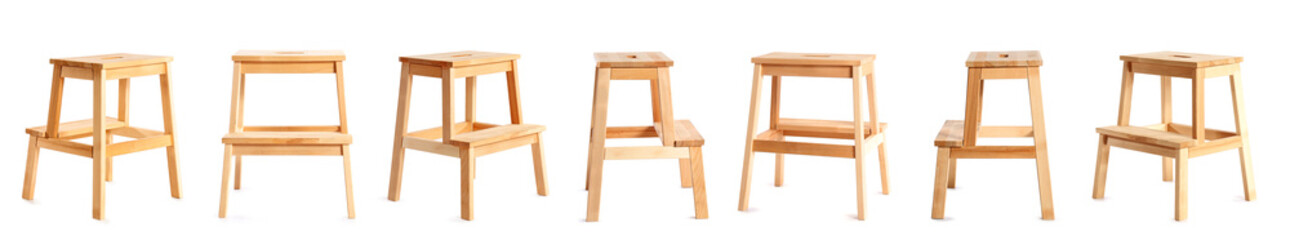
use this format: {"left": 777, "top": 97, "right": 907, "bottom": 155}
{"left": 2, "top": 0, "right": 1285, "bottom": 239}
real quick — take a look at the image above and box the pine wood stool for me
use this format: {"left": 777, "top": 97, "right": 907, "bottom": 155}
{"left": 22, "top": 53, "right": 183, "bottom": 220}
{"left": 931, "top": 51, "right": 1055, "bottom": 220}
{"left": 736, "top": 52, "right": 889, "bottom": 220}
{"left": 385, "top": 51, "right": 549, "bottom": 221}
{"left": 218, "top": 50, "right": 355, "bottom": 219}
{"left": 1092, "top": 51, "right": 1256, "bottom": 221}
{"left": 585, "top": 52, "right": 708, "bottom": 222}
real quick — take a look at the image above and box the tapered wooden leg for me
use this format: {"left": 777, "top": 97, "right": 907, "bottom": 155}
{"left": 774, "top": 152, "right": 785, "bottom": 187}
{"left": 159, "top": 69, "right": 181, "bottom": 198}
{"left": 92, "top": 72, "right": 108, "bottom": 220}
{"left": 388, "top": 62, "right": 414, "bottom": 201}
{"left": 878, "top": 142, "right": 889, "bottom": 195}
{"left": 1175, "top": 149, "right": 1189, "bottom": 221}
{"left": 679, "top": 157, "right": 693, "bottom": 188}
{"left": 1161, "top": 75, "right": 1174, "bottom": 182}
{"left": 219, "top": 145, "right": 232, "bottom": 218}
{"left": 689, "top": 147, "right": 708, "bottom": 219}
{"left": 770, "top": 75, "right": 784, "bottom": 187}
{"left": 738, "top": 64, "right": 765, "bottom": 211}
{"left": 865, "top": 72, "right": 887, "bottom": 195}
{"left": 234, "top": 156, "right": 243, "bottom": 190}
{"left": 22, "top": 136, "right": 40, "bottom": 200}
{"left": 1092, "top": 135, "right": 1111, "bottom": 199}
{"left": 461, "top": 148, "right": 475, "bottom": 220}
{"left": 947, "top": 158, "right": 957, "bottom": 188}
{"left": 851, "top": 66, "right": 868, "bottom": 220}
{"left": 586, "top": 67, "right": 611, "bottom": 221}
{"left": 342, "top": 145, "right": 355, "bottom": 219}
{"left": 108, "top": 78, "right": 128, "bottom": 183}
{"left": 531, "top": 134, "right": 549, "bottom": 196}
{"left": 106, "top": 135, "right": 113, "bottom": 182}
{"left": 931, "top": 148, "right": 951, "bottom": 219}
{"left": 1229, "top": 71, "right": 1256, "bottom": 201}
{"left": 1027, "top": 67, "right": 1055, "bottom": 220}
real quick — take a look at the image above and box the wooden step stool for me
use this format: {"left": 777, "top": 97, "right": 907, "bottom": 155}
{"left": 585, "top": 52, "right": 708, "bottom": 222}
{"left": 1092, "top": 51, "right": 1256, "bottom": 221}
{"left": 218, "top": 50, "right": 355, "bottom": 219}
{"left": 386, "top": 51, "right": 549, "bottom": 221}
{"left": 22, "top": 53, "right": 183, "bottom": 220}
{"left": 736, "top": 52, "right": 890, "bottom": 220}
{"left": 931, "top": 51, "right": 1055, "bottom": 220}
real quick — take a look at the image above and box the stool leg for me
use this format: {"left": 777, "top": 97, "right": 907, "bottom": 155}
{"left": 1229, "top": 70, "right": 1256, "bottom": 201}
{"left": 931, "top": 148, "right": 951, "bottom": 219}
{"left": 1175, "top": 149, "right": 1189, "bottom": 221}
{"left": 1093, "top": 135, "right": 1111, "bottom": 199}
{"left": 531, "top": 133, "right": 549, "bottom": 196}
{"left": 770, "top": 75, "right": 784, "bottom": 187}
{"left": 866, "top": 72, "right": 888, "bottom": 195}
{"left": 388, "top": 62, "right": 414, "bottom": 201}
{"left": 234, "top": 156, "right": 242, "bottom": 190}
{"left": 850, "top": 66, "right": 868, "bottom": 220}
{"left": 461, "top": 148, "right": 475, "bottom": 221}
{"left": 342, "top": 145, "right": 355, "bottom": 219}
{"left": 688, "top": 147, "right": 708, "bottom": 219}
{"left": 947, "top": 157, "right": 957, "bottom": 188}
{"left": 107, "top": 78, "right": 129, "bottom": 183}
{"left": 679, "top": 157, "right": 693, "bottom": 188}
{"left": 218, "top": 144, "right": 232, "bottom": 218}
{"left": 466, "top": 76, "right": 477, "bottom": 180}
{"left": 1161, "top": 76, "right": 1174, "bottom": 182}
{"left": 22, "top": 136, "right": 40, "bottom": 200}
{"left": 45, "top": 65, "right": 66, "bottom": 138}
{"left": 105, "top": 135, "right": 113, "bottom": 182}
{"left": 586, "top": 67, "right": 611, "bottom": 222}
{"left": 91, "top": 71, "right": 108, "bottom": 220}
{"left": 738, "top": 64, "right": 765, "bottom": 211}
{"left": 160, "top": 68, "right": 182, "bottom": 198}
{"left": 1027, "top": 67, "right": 1055, "bottom": 220}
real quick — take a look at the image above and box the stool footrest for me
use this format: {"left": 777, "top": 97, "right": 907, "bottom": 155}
{"left": 27, "top": 118, "right": 125, "bottom": 139}
{"left": 778, "top": 118, "right": 885, "bottom": 139}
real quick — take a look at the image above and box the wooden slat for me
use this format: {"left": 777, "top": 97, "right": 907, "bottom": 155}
{"left": 935, "top": 120, "right": 965, "bottom": 147}
{"left": 752, "top": 139, "right": 854, "bottom": 158}
{"left": 1096, "top": 125, "right": 1196, "bottom": 148}
{"left": 475, "top": 134, "right": 537, "bottom": 156}
{"left": 754, "top": 130, "right": 784, "bottom": 140}
{"left": 978, "top": 126, "right": 1034, "bottom": 137}
{"left": 243, "top": 125, "right": 341, "bottom": 132}
{"left": 406, "top": 122, "right": 473, "bottom": 140}
{"left": 37, "top": 138, "right": 93, "bottom": 157}
{"left": 454, "top": 61, "right": 512, "bottom": 78}
{"left": 408, "top": 63, "right": 444, "bottom": 78}
{"left": 107, "top": 135, "right": 173, "bottom": 157}
{"left": 232, "top": 145, "right": 343, "bottom": 156}
{"left": 604, "top": 146, "right": 691, "bottom": 160}
{"left": 610, "top": 68, "right": 657, "bottom": 80}
{"left": 653, "top": 120, "right": 704, "bottom": 147}
{"left": 222, "top": 132, "right": 352, "bottom": 145}
{"left": 1164, "top": 123, "right": 1237, "bottom": 140}
{"left": 1130, "top": 62, "right": 1194, "bottom": 78}
{"left": 1106, "top": 137, "right": 1179, "bottom": 158}
{"left": 472, "top": 122, "right": 501, "bottom": 131}
{"left": 607, "top": 126, "right": 657, "bottom": 138}
{"left": 979, "top": 67, "right": 1028, "bottom": 79}
{"left": 404, "top": 136, "right": 459, "bottom": 157}
{"left": 240, "top": 62, "right": 336, "bottom": 74}
{"left": 1204, "top": 63, "right": 1240, "bottom": 79}
{"left": 61, "top": 66, "right": 94, "bottom": 80}
{"left": 27, "top": 117, "right": 125, "bottom": 139}
{"left": 105, "top": 63, "right": 166, "bottom": 79}
{"left": 950, "top": 146, "right": 1036, "bottom": 159}
{"left": 760, "top": 65, "right": 851, "bottom": 78}
{"left": 776, "top": 118, "right": 884, "bottom": 138}
{"left": 108, "top": 127, "right": 164, "bottom": 139}
{"left": 446, "top": 124, "right": 544, "bottom": 147}
{"left": 1189, "top": 136, "right": 1243, "bottom": 157}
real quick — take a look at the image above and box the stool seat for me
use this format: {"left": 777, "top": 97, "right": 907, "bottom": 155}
{"left": 26, "top": 117, "right": 126, "bottom": 138}
{"left": 1096, "top": 125, "right": 1200, "bottom": 148}
{"left": 222, "top": 131, "right": 352, "bottom": 145}
{"left": 446, "top": 124, "right": 544, "bottom": 147}
{"left": 752, "top": 52, "right": 874, "bottom": 66}
{"left": 966, "top": 51, "right": 1043, "bottom": 67}
{"left": 401, "top": 51, "right": 520, "bottom": 67}
{"left": 594, "top": 52, "right": 673, "bottom": 68}
{"left": 232, "top": 50, "right": 346, "bottom": 62}
{"left": 50, "top": 53, "right": 172, "bottom": 69}
{"left": 934, "top": 120, "right": 965, "bottom": 147}
{"left": 655, "top": 120, "right": 704, "bottom": 147}
{"left": 1120, "top": 51, "right": 1243, "bottom": 67}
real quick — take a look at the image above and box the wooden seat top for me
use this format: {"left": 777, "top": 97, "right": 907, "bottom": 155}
{"left": 966, "top": 51, "right": 1042, "bottom": 67}
{"left": 1120, "top": 51, "right": 1242, "bottom": 68}
{"left": 51, "top": 53, "right": 172, "bottom": 69}
{"left": 1096, "top": 125, "right": 1197, "bottom": 148}
{"left": 223, "top": 131, "right": 352, "bottom": 145}
{"left": 752, "top": 52, "right": 875, "bottom": 66}
{"left": 594, "top": 52, "right": 673, "bottom": 68}
{"left": 233, "top": 50, "right": 345, "bottom": 62}
{"left": 401, "top": 51, "right": 519, "bottom": 67}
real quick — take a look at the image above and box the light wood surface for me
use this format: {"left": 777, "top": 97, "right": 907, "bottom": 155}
{"left": 965, "top": 51, "right": 1043, "bottom": 67}
{"left": 386, "top": 51, "right": 546, "bottom": 221}
{"left": 740, "top": 52, "right": 888, "bottom": 220}
{"left": 1093, "top": 52, "right": 1255, "bottom": 221}
{"left": 220, "top": 50, "right": 354, "bottom": 219}
{"left": 50, "top": 53, "right": 172, "bottom": 69}
{"left": 585, "top": 53, "right": 706, "bottom": 221}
